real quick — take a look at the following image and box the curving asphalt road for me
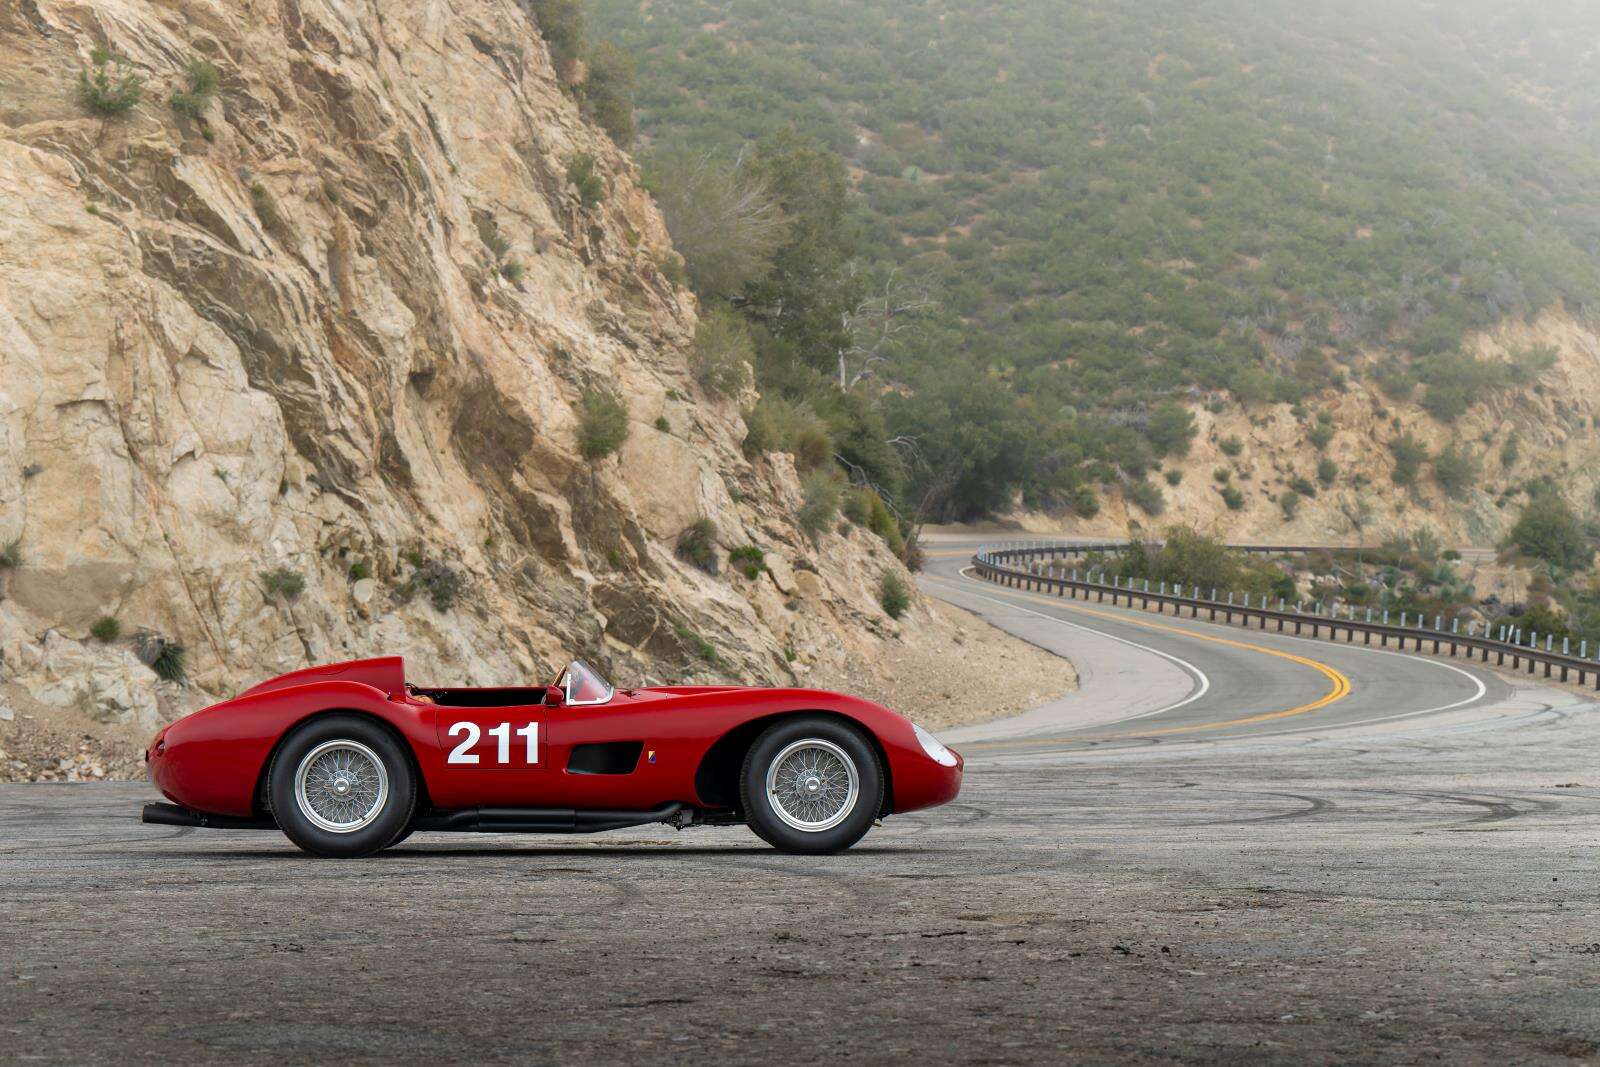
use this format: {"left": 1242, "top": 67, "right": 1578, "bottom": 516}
{"left": 2, "top": 537, "right": 1598, "bottom": 1063}
{"left": 920, "top": 538, "right": 1510, "bottom": 748}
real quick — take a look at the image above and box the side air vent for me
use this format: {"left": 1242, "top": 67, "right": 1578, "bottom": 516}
{"left": 567, "top": 741, "right": 644, "bottom": 776}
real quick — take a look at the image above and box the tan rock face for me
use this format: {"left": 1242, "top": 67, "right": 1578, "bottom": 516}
{"left": 0, "top": 0, "right": 930, "bottom": 727}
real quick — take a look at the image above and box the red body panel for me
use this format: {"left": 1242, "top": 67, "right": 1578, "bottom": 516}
{"left": 146, "top": 658, "right": 962, "bottom": 821}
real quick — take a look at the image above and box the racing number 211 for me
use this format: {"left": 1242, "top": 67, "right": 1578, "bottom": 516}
{"left": 447, "top": 721, "right": 539, "bottom": 765}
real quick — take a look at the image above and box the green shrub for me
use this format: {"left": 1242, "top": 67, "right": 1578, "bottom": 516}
{"left": 1317, "top": 457, "right": 1339, "bottom": 486}
{"left": 797, "top": 470, "right": 843, "bottom": 537}
{"left": 151, "top": 641, "right": 187, "bottom": 682}
{"left": 1307, "top": 423, "right": 1334, "bottom": 451}
{"left": 1070, "top": 485, "right": 1100, "bottom": 518}
{"left": 654, "top": 415, "right": 670, "bottom": 432}
{"left": 1506, "top": 494, "right": 1590, "bottom": 570}
{"left": 1219, "top": 485, "right": 1245, "bottom": 510}
{"left": 581, "top": 41, "right": 635, "bottom": 146}
{"left": 689, "top": 306, "right": 754, "bottom": 398}
{"left": 851, "top": 488, "right": 906, "bottom": 556}
{"left": 1218, "top": 435, "right": 1244, "bottom": 457}
{"left": 1433, "top": 444, "right": 1480, "bottom": 500}
{"left": 526, "top": 0, "right": 586, "bottom": 74}
{"left": 1389, "top": 433, "right": 1427, "bottom": 487}
{"left": 396, "top": 559, "right": 467, "bottom": 611}
{"left": 260, "top": 567, "right": 306, "bottom": 601}
{"left": 1374, "top": 357, "right": 1416, "bottom": 401}
{"left": 0, "top": 540, "right": 19, "bottom": 568}
{"left": 566, "top": 153, "right": 605, "bottom": 209}
{"left": 1500, "top": 436, "right": 1520, "bottom": 468}
{"left": 676, "top": 518, "right": 717, "bottom": 572}
{"left": 1145, "top": 400, "right": 1196, "bottom": 458}
{"left": 169, "top": 57, "right": 220, "bottom": 118}
{"left": 349, "top": 561, "right": 372, "bottom": 581}
{"left": 673, "top": 621, "right": 718, "bottom": 662}
{"left": 89, "top": 616, "right": 121, "bottom": 642}
{"left": 1164, "top": 469, "right": 1182, "bottom": 487}
{"left": 1288, "top": 475, "right": 1316, "bottom": 498}
{"left": 729, "top": 545, "right": 767, "bottom": 579}
{"left": 1212, "top": 467, "right": 1231, "bottom": 484}
{"left": 1280, "top": 490, "right": 1301, "bottom": 519}
{"left": 879, "top": 571, "right": 912, "bottom": 620}
{"left": 742, "top": 396, "right": 830, "bottom": 469}
{"left": 645, "top": 149, "right": 788, "bottom": 300}
{"left": 578, "top": 389, "right": 630, "bottom": 458}
{"left": 250, "top": 182, "right": 280, "bottom": 231}
{"left": 499, "top": 261, "right": 525, "bottom": 282}
{"left": 1127, "top": 478, "right": 1164, "bottom": 516}
{"left": 477, "top": 216, "right": 512, "bottom": 259}
{"left": 79, "top": 48, "right": 143, "bottom": 117}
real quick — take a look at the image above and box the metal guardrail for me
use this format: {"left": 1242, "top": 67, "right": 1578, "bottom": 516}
{"left": 972, "top": 542, "right": 1600, "bottom": 692}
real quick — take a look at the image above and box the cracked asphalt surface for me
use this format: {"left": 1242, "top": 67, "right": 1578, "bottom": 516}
{"left": 3, "top": 543, "right": 1599, "bottom": 1064}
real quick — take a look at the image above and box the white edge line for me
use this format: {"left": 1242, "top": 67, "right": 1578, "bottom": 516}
{"left": 923, "top": 571, "right": 1212, "bottom": 732}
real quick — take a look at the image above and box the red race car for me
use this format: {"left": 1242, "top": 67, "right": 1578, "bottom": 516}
{"left": 142, "top": 656, "right": 963, "bottom": 857}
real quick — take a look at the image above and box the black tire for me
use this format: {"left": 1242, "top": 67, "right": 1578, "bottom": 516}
{"left": 740, "top": 715, "right": 882, "bottom": 854}
{"left": 268, "top": 715, "right": 417, "bottom": 858}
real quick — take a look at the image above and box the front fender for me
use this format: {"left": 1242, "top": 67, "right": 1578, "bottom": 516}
{"left": 148, "top": 680, "right": 432, "bottom": 818}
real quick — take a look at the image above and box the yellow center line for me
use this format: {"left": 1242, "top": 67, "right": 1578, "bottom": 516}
{"left": 925, "top": 571, "right": 1352, "bottom": 746}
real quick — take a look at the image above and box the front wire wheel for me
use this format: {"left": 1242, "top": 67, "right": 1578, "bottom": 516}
{"left": 741, "top": 716, "right": 882, "bottom": 853}
{"left": 764, "top": 738, "right": 860, "bottom": 832}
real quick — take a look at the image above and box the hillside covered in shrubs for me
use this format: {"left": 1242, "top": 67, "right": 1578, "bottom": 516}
{"left": 591, "top": 0, "right": 1600, "bottom": 531}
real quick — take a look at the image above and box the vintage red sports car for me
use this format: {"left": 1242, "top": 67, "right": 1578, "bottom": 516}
{"left": 142, "top": 656, "right": 963, "bottom": 857}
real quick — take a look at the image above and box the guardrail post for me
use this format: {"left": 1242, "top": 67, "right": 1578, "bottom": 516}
{"left": 1382, "top": 609, "right": 1389, "bottom": 624}
{"left": 1452, "top": 619, "right": 1459, "bottom": 633}
{"left": 1400, "top": 611, "right": 1408, "bottom": 628}
{"left": 1546, "top": 634, "right": 1554, "bottom": 652}
{"left": 1582, "top": 640, "right": 1588, "bottom": 659}
{"left": 1563, "top": 637, "right": 1570, "bottom": 656}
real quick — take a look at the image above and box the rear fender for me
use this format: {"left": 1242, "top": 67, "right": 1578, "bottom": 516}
{"left": 152, "top": 680, "right": 432, "bottom": 818}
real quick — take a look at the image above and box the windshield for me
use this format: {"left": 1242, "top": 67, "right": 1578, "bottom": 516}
{"left": 555, "top": 660, "right": 614, "bottom": 706}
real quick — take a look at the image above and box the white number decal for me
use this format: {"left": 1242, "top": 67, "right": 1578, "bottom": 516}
{"left": 516, "top": 722, "right": 539, "bottom": 765}
{"left": 446, "top": 721, "right": 540, "bottom": 766}
{"left": 447, "top": 721, "right": 481, "bottom": 764}
{"left": 488, "top": 722, "right": 510, "bottom": 764}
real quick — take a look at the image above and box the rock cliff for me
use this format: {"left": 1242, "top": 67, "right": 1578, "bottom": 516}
{"left": 0, "top": 0, "right": 973, "bottom": 737}
{"left": 1006, "top": 309, "right": 1600, "bottom": 547}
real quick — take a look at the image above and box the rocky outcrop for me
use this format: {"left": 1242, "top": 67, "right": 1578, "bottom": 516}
{"left": 1009, "top": 308, "right": 1600, "bottom": 546}
{"left": 0, "top": 0, "right": 932, "bottom": 731}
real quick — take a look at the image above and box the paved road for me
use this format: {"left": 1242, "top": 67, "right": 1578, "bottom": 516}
{"left": 3, "top": 540, "right": 1599, "bottom": 1063}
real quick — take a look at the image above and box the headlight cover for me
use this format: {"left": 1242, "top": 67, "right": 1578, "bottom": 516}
{"left": 912, "top": 723, "right": 959, "bottom": 767}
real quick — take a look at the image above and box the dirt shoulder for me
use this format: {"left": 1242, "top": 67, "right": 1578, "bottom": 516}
{"left": 803, "top": 597, "right": 1077, "bottom": 732}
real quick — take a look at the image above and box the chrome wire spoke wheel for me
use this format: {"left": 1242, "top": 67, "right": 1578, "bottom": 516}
{"left": 294, "top": 739, "right": 389, "bottom": 834}
{"left": 765, "top": 738, "right": 860, "bottom": 832}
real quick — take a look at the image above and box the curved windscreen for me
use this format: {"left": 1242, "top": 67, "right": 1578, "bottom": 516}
{"left": 557, "top": 660, "right": 614, "bottom": 706}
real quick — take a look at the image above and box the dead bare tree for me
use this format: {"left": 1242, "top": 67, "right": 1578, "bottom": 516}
{"left": 837, "top": 266, "right": 935, "bottom": 392}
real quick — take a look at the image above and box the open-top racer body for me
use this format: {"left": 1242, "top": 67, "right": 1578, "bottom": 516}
{"left": 143, "top": 657, "right": 963, "bottom": 857}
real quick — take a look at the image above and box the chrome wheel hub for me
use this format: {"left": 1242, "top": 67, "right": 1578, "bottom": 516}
{"left": 294, "top": 739, "right": 388, "bottom": 834}
{"left": 766, "top": 739, "right": 860, "bottom": 832}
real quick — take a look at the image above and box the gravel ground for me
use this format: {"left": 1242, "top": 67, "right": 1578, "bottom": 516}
{"left": 3, "top": 704, "right": 1598, "bottom": 1065}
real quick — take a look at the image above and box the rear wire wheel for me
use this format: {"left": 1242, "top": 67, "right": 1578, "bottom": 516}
{"left": 740, "top": 716, "right": 882, "bottom": 853}
{"left": 268, "top": 715, "right": 416, "bottom": 858}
